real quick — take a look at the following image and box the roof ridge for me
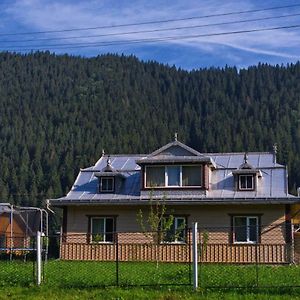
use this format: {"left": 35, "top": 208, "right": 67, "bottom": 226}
{"left": 206, "top": 152, "right": 273, "bottom": 155}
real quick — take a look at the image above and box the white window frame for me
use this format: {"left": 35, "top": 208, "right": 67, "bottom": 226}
{"left": 145, "top": 165, "right": 202, "bottom": 188}
{"left": 90, "top": 217, "right": 114, "bottom": 243}
{"left": 174, "top": 217, "right": 186, "bottom": 243}
{"left": 100, "top": 177, "right": 114, "bottom": 192}
{"left": 162, "top": 216, "right": 186, "bottom": 244}
{"left": 233, "top": 216, "right": 259, "bottom": 244}
{"left": 239, "top": 174, "right": 254, "bottom": 190}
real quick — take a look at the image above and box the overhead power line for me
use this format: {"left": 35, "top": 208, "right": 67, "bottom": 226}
{"left": 1, "top": 12, "right": 299, "bottom": 44}
{"left": 0, "top": 3, "right": 299, "bottom": 37}
{"left": 3, "top": 24, "right": 300, "bottom": 52}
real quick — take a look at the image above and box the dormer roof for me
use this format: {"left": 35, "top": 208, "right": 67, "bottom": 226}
{"left": 94, "top": 156, "right": 126, "bottom": 178}
{"left": 136, "top": 139, "right": 216, "bottom": 167}
{"left": 232, "top": 152, "right": 261, "bottom": 176}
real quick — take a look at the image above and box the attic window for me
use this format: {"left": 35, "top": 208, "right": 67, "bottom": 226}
{"left": 100, "top": 177, "right": 114, "bottom": 192}
{"left": 239, "top": 175, "right": 254, "bottom": 191}
{"left": 145, "top": 165, "right": 202, "bottom": 188}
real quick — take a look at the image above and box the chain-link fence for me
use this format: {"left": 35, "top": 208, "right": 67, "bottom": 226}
{"left": 197, "top": 223, "right": 300, "bottom": 289}
{"left": 43, "top": 229, "right": 192, "bottom": 287}
{"left": 1, "top": 225, "right": 300, "bottom": 289}
{"left": 0, "top": 232, "right": 37, "bottom": 286}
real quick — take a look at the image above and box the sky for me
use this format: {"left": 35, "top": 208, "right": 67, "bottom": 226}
{"left": 0, "top": 0, "right": 300, "bottom": 70}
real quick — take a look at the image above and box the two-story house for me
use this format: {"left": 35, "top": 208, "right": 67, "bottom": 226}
{"left": 49, "top": 138, "right": 300, "bottom": 263}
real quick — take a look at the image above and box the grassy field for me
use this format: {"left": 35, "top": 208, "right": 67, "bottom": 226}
{"left": 0, "top": 260, "right": 299, "bottom": 299}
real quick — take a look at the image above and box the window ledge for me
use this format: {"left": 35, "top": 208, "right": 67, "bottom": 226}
{"left": 160, "top": 241, "right": 186, "bottom": 245}
{"left": 90, "top": 241, "right": 114, "bottom": 245}
{"left": 233, "top": 242, "right": 258, "bottom": 245}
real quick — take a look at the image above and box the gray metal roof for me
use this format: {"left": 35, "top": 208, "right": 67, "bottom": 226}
{"left": 50, "top": 142, "right": 300, "bottom": 207}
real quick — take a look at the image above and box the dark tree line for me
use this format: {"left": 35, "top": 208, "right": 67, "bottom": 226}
{"left": 0, "top": 51, "right": 300, "bottom": 208}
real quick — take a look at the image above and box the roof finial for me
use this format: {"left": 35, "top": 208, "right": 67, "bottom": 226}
{"left": 107, "top": 155, "right": 111, "bottom": 166}
{"left": 102, "top": 149, "right": 105, "bottom": 156}
{"left": 273, "top": 143, "right": 278, "bottom": 164}
{"left": 244, "top": 152, "right": 248, "bottom": 164}
{"left": 174, "top": 132, "right": 178, "bottom": 141}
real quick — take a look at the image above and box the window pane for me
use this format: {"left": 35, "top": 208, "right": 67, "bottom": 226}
{"left": 106, "top": 218, "right": 114, "bottom": 242}
{"left": 246, "top": 176, "right": 253, "bottom": 189}
{"left": 182, "top": 166, "right": 202, "bottom": 186}
{"left": 146, "top": 167, "right": 165, "bottom": 187}
{"left": 175, "top": 218, "right": 186, "bottom": 242}
{"left": 164, "top": 223, "right": 175, "bottom": 242}
{"left": 239, "top": 175, "right": 253, "bottom": 190}
{"left": 240, "top": 176, "right": 246, "bottom": 189}
{"left": 167, "top": 166, "right": 180, "bottom": 186}
{"left": 0, "top": 235, "right": 5, "bottom": 248}
{"left": 163, "top": 217, "right": 186, "bottom": 243}
{"left": 92, "top": 218, "right": 105, "bottom": 242}
{"left": 101, "top": 178, "right": 114, "bottom": 191}
{"left": 234, "top": 217, "right": 247, "bottom": 242}
{"left": 249, "top": 218, "right": 258, "bottom": 242}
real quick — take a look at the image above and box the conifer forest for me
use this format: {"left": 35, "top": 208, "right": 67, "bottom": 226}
{"left": 1, "top": 52, "right": 300, "bottom": 209}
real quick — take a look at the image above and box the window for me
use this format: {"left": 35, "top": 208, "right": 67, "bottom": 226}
{"left": 182, "top": 166, "right": 202, "bottom": 186}
{"left": 146, "top": 166, "right": 165, "bottom": 187}
{"left": 163, "top": 217, "right": 186, "bottom": 243}
{"left": 233, "top": 216, "right": 259, "bottom": 243}
{"left": 145, "top": 165, "right": 202, "bottom": 188}
{"left": 239, "top": 175, "right": 254, "bottom": 190}
{"left": 100, "top": 177, "right": 114, "bottom": 192}
{"left": 0, "top": 234, "right": 5, "bottom": 248}
{"left": 91, "top": 217, "right": 114, "bottom": 243}
{"left": 167, "top": 166, "right": 180, "bottom": 186}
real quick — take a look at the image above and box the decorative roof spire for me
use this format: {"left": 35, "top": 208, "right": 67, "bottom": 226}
{"left": 273, "top": 143, "right": 278, "bottom": 165}
{"left": 107, "top": 155, "right": 111, "bottom": 167}
{"left": 244, "top": 152, "right": 248, "bottom": 164}
{"left": 103, "top": 155, "right": 114, "bottom": 172}
{"left": 239, "top": 152, "right": 253, "bottom": 169}
{"left": 174, "top": 132, "right": 178, "bottom": 141}
{"left": 102, "top": 149, "right": 105, "bottom": 156}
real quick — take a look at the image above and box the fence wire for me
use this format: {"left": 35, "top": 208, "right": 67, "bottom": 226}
{"left": 197, "top": 223, "right": 300, "bottom": 289}
{"left": 0, "top": 232, "right": 36, "bottom": 287}
{"left": 1, "top": 225, "right": 300, "bottom": 289}
{"left": 43, "top": 230, "right": 192, "bottom": 287}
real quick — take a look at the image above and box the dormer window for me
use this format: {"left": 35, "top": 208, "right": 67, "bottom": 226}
{"left": 145, "top": 165, "right": 202, "bottom": 188}
{"left": 232, "top": 152, "right": 261, "bottom": 192}
{"left": 239, "top": 175, "right": 254, "bottom": 190}
{"left": 100, "top": 177, "right": 114, "bottom": 192}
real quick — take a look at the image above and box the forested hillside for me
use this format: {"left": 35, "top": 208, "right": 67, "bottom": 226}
{"left": 0, "top": 51, "right": 300, "bottom": 207}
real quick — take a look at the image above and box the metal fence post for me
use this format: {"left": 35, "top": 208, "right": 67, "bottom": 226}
{"left": 36, "top": 231, "right": 42, "bottom": 286}
{"left": 115, "top": 232, "right": 119, "bottom": 286}
{"left": 192, "top": 222, "right": 198, "bottom": 290}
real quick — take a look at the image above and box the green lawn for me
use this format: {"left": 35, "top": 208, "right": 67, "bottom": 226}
{"left": 199, "top": 264, "right": 300, "bottom": 288}
{"left": 44, "top": 260, "right": 191, "bottom": 287}
{"left": 0, "top": 260, "right": 300, "bottom": 299}
{"left": 0, "top": 286, "right": 300, "bottom": 300}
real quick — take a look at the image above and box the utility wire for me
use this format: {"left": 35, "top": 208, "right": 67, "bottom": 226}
{"left": 1, "top": 12, "right": 299, "bottom": 44}
{"left": 0, "top": 3, "right": 300, "bottom": 36}
{"left": 3, "top": 23, "right": 300, "bottom": 51}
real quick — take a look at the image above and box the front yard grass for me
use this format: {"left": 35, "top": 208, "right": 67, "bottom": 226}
{"left": 0, "top": 260, "right": 299, "bottom": 299}
{"left": 0, "top": 286, "right": 300, "bottom": 300}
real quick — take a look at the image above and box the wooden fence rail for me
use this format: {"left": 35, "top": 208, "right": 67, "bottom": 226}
{"left": 60, "top": 242, "right": 289, "bottom": 264}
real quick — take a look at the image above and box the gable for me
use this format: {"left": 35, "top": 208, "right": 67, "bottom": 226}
{"left": 150, "top": 140, "right": 202, "bottom": 157}
{"left": 158, "top": 145, "right": 197, "bottom": 157}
